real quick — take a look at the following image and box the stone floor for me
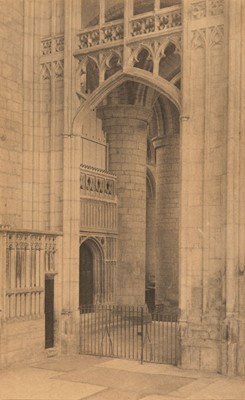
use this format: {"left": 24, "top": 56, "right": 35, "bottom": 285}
{"left": 0, "top": 355, "right": 245, "bottom": 400}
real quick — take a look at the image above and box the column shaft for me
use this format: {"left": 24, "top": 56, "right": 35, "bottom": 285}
{"left": 98, "top": 105, "right": 151, "bottom": 305}
{"left": 153, "top": 135, "right": 180, "bottom": 312}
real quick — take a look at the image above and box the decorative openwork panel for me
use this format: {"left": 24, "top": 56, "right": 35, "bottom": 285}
{"left": 74, "top": 4, "right": 182, "bottom": 99}
{"left": 80, "top": 164, "right": 117, "bottom": 198}
{"left": 40, "top": 35, "right": 64, "bottom": 81}
{"left": 5, "top": 232, "right": 58, "bottom": 319}
{"left": 130, "top": 7, "right": 181, "bottom": 37}
{"left": 41, "top": 35, "right": 64, "bottom": 57}
{"left": 77, "top": 21, "right": 124, "bottom": 50}
{"left": 75, "top": 5, "right": 181, "bottom": 53}
{"left": 78, "top": 28, "right": 100, "bottom": 49}
{"left": 41, "top": 38, "right": 52, "bottom": 56}
{"left": 54, "top": 35, "right": 65, "bottom": 52}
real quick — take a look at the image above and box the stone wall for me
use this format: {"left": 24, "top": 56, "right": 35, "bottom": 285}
{"left": 236, "top": 0, "right": 245, "bottom": 377}
{"left": 1, "top": 319, "right": 45, "bottom": 368}
{"left": 0, "top": 1, "right": 24, "bottom": 227}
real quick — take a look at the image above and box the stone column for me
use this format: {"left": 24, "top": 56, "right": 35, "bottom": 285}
{"left": 153, "top": 135, "right": 179, "bottom": 312}
{"left": 179, "top": 0, "right": 228, "bottom": 373}
{"left": 97, "top": 105, "right": 152, "bottom": 305}
{"left": 60, "top": 0, "right": 80, "bottom": 355}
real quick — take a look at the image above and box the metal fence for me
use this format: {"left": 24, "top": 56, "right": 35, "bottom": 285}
{"left": 79, "top": 304, "right": 179, "bottom": 365}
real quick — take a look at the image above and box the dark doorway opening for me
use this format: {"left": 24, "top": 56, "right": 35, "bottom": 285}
{"left": 145, "top": 287, "right": 155, "bottom": 313}
{"left": 79, "top": 242, "right": 93, "bottom": 306}
{"left": 45, "top": 276, "right": 54, "bottom": 349}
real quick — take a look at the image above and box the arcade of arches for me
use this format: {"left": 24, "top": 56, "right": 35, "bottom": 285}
{"left": 0, "top": 0, "right": 245, "bottom": 378}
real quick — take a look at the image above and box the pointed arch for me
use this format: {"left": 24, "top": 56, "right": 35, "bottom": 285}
{"left": 129, "top": 43, "right": 154, "bottom": 67}
{"left": 79, "top": 236, "right": 105, "bottom": 305}
{"left": 72, "top": 68, "right": 181, "bottom": 135}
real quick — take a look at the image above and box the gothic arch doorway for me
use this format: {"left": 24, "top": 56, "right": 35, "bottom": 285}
{"left": 79, "top": 242, "right": 93, "bottom": 306}
{"left": 79, "top": 238, "right": 104, "bottom": 306}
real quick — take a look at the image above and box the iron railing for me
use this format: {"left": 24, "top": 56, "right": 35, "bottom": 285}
{"left": 80, "top": 304, "right": 178, "bottom": 365}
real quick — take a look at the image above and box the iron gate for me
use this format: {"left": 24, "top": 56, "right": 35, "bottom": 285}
{"left": 79, "top": 305, "right": 179, "bottom": 365}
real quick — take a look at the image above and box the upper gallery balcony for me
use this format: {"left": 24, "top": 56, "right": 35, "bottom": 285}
{"left": 75, "top": 0, "right": 182, "bottom": 54}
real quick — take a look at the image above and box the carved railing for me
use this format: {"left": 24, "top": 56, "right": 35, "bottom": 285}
{"left": 77, "top": 20, "right": 124, "bottom": 50}
{"left": 76, "top": 5, "right": 181, "bottom": 52}
{"left": 80, "top": 164, "right": 117, "bottom": 198}
{"left": 41, "top": 34, "right": 64, "bottom": 57}
{"left": 130, "top": 6, "right": 182, "bottom": 37}
{"left": 0, "top": 229, "right": 59, "bottom": 320}
{"left": 80, "top": 165, "right": 117, "bottom": 233}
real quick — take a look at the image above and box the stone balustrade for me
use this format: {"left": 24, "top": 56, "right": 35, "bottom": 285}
{"left": 76, "top": 5, "right": 181, "bottom": 53}
{"left": 40, "top": 34, "right": 64, "bottom": 57}
{"left": 130, "top": 6, "right": 181, "bottom": 37}
{"left": 80, "top": 164, "right": 117, "bottom": 198}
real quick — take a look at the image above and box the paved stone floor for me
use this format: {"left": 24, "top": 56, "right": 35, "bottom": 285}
{"left": 0, "top": 355, "right": 245, "bottom": 400}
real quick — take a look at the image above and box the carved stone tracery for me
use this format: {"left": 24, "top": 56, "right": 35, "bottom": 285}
{"left": 130, "top": 8, "right": 181, "bottom": 37}
{"left": 78, "top": 29, "right": 100, "bottom": 49}
{"left": 40, "top": 62, "right": 51, "bottom": 80}
{"left": 209, "top": 25, "right": 224, "bottom": 47}
{"left": 191, "top": 29, "right": 206, "bottom": 49}
{"left": 191, "top": 1, "right": 206, "bottom": 19}
{"left": 54, "top": 59, "right": 64, "bottom": 80}
{"left": 4, "top": 231, "right": 58, "bottom": 319}
{"left": 127, "top": 33, "right": 181, "bottom": 79}
{"left": 80, "top": 165, "right": 116, "bottom": 197}
{"left": 209, "top": 0, "right": 224, "bottom": 16}
{"left": 55, "top": 36, "right": 64, "bottom": 52}
{"left": 101, "top": 23, "right": 124, "bottom": 43}
{"left": 41, "top": 35, "right": 64, "bottom": 56}
{"left": 41, "top": 39, "right": 52, "bottom": 56}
